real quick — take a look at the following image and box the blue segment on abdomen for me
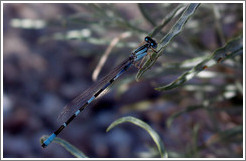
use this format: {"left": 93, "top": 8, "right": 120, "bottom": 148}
{"left": 75, "top": 110, "right": 80, "bottom": 116}
{"left": 43, "top": 133, "right": 56, "bottom": 147}
{"left": 114, "top": 63, "right": 132, "bottom": 80}
{"left": 87, "top": 96, "right": 95, "bottom": 103}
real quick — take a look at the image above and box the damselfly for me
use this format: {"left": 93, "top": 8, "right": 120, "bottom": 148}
{"left": 42, "top": 36, "right": 158, "bottom": 148}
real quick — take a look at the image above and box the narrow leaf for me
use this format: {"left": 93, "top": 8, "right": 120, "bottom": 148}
{"left": 107, "top": 116, "right": 168, "bottom": 158}
{"left": 149, "top": 4, "right": 186, "bottom": 38}
{"left": 40, "top": 136, "right": 88, "bottom": 158}
{"left": 137, "top": 3, "right": 200, "bottom": 80}
{"left": 156, "top": 34, "right": 243, "bottom": 91}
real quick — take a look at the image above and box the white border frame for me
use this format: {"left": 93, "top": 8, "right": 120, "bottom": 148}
{"left": 1, "top": 1, "right": 245, "bottom": 160}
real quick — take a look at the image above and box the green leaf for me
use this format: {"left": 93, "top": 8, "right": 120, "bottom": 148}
{"left": 157, "top": 3, "right": 200, "bottom": 52}
{"left": 149, "top": 4, "right": 186, "bottom": 38}
{"left": 136, "top": 3, "right": 200, "bottom": 80}
{"left": 156, "top": 34, "right": 243, "bottom": 91}
{"left": 106, "top": 116, "right": 168, "bottom": 158}
{"left": 40, "top": 136, "right": 88, "bottom": 158}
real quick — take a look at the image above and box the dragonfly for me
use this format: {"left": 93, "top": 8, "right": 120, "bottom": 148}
{"left": 42, "top": 36, "right": 158, "bottom": 148}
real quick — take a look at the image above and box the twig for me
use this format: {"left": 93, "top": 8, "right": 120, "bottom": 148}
{"left": 92, "top": 32, "right": 132, "bottom": 81}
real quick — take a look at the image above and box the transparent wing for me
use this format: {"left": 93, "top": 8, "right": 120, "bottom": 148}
{"left": 57, "top": 57, "right": 132, "bottom": 123}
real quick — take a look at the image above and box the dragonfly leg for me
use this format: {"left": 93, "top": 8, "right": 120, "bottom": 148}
{"left": 151, "top": 48, "right": 158, "bottom": 53}
{"left": 133, "top": 54, "right": 147, "bottom": 69}
{"left": 148, "top": 48, "right": 158, "bottom": 61}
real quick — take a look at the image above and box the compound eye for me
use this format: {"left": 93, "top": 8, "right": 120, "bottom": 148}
{"left": 151, "top": 43, "right": 153, "bottom": 46}
{"left": 145, "top": 37, "right": 148, "bottom": 42}
{"left": 152, "top": 43, "right": 157, "bottom": 48}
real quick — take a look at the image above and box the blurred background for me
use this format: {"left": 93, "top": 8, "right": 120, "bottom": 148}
{"left": 3, "top": 3, "right": 243, "bottom": 158}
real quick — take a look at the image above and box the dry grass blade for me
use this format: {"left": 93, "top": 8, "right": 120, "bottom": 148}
{"left": 92, "top": 32, "right": 131, "bottom": 81}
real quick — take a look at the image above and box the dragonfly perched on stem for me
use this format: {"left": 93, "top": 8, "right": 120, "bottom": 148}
{"left": 42, "top": 36, "right": 158, "bottom": 148}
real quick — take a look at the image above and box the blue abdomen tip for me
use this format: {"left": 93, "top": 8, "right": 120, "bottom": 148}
{"left": 42, "top": 133, "right": 56, "bottom": 148}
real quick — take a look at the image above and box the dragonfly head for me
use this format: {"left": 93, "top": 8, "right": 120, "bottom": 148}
{"left": 150, "top": 42, "right": 157, "bottom": 49}
{"left": 144, "top": 36, "right": 157, "bottom": 49}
